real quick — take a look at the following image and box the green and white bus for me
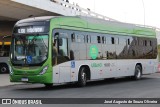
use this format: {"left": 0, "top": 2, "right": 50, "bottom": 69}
{"left": 9, "top": 16, "right": 158, "bottom": 87}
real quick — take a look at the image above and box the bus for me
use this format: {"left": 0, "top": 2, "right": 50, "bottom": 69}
{"left": 0, "top": 36, "right": 11, "bottom": 74}
{"left": 9, "top": 16, "right": 158, "bottom": 87}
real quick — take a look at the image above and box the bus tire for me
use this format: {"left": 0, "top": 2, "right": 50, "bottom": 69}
{"left": 133, "top": 65, "right": 142, "bottom": 80}
{"left": 0, "top": 64, "right": 9, "bottom": 74}
{"left": 78, "top": 67, "right": 87, "bottom": 87}
{"left": 44, "top": 83, "right": 53, "bottom": 88}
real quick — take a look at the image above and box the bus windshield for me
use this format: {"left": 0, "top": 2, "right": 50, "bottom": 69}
{"left": 11, "top": 35, "right": 48, "bottom": 66}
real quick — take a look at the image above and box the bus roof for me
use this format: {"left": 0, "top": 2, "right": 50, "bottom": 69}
{"left": 55, "top": 16, "right": 156, "bottom": 38}
{"left": 15, "top": 16, "right": 156, "bottom": 38}
{"left": 15, "top": 16, "right": 55, "bottom": 25}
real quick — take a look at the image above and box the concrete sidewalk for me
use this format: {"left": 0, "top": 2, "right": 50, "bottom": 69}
{"left": 0, "top": 74, "right": 23, "bottom": 87}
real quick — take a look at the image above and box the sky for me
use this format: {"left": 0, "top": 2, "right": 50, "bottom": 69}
{"left": 69, "top": 0, "right": 160, "bottom": 29}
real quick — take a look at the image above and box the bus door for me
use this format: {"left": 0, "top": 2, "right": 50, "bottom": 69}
{"left": 53, "top": 33, "right": 70, "bottom": 83}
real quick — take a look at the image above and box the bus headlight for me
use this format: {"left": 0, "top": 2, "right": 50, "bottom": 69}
{"left": 39, "top": 66, "right": 48, "bottom": 75}
{"left": 9, "top": 65, "right": 13, "bottom": 75}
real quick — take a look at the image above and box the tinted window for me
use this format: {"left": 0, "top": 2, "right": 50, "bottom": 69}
{"left": 97, "top": 36, "right": 101, "bottom": 43}
{"left": 102, "top": 36, "right": 106, "bottom": 44}
{"left": 127, "top": 39, "right": 130, "bottom": 45}
{"left": 111, "top": 37, "right": 115, "bottom": 44}
{"left": 71, "top": 33, "right": 75, "bottom": 42}
{"left": 150, "top": 41, "right": 152, "bottom": 46}
{"left": 86, "top": 35, "right": 91, "bottom": 43}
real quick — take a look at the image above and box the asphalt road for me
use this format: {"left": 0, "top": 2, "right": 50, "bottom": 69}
{"left": 0, "top": 73, "right": 160, "bottom": 107}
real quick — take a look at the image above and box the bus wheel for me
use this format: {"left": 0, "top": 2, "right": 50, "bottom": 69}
{"left": 133, "top": 65, "right": 142, "bottom": 80}
{"left": 44, "top": 83, "right": 53, "bottom": 88}
{"left": 78, "top": 67, "right": 87, "bottom": 87}
{"left": 0, "top": 64, "right": 9, "bottom": 74}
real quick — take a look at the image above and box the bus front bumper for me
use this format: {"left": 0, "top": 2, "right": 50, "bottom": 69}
{"left": 10, "top": 73, "right": 52, "bottom": 84}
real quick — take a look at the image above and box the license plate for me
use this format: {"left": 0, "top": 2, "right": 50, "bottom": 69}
{"left": 21, "top": 78, "right": 28, "bottom": 82}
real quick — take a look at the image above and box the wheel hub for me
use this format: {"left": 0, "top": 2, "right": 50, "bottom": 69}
{"left": 1, "top": 67, "right": 7, "bottom": 73}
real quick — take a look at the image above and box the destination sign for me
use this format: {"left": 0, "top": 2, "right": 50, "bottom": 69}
{"left": 13, "top": 21, "right": 50, "bottom": 34}
{"left": 17, "top": 26, "right": 45, "bottom": 34}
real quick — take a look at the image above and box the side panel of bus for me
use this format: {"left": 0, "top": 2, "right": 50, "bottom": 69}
{"left": 52, "top": 28, "right": 158, "bottom": 84}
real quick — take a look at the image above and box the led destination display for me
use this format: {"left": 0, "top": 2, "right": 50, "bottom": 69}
{"left": 13, "top": 21, "right": 49, "bottom": 34}
{"left": 17, "top": 26, "right": 45, "bottom": 34}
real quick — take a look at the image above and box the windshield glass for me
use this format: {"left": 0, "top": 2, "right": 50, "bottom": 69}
{"left": 11, "top": 35, "right": 48, "bottom": 65}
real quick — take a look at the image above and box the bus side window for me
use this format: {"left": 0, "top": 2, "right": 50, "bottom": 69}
{"left": 82, "top": 35, "right": 85, "bottom": 43}
{"left": 86, "top": 35, "right": 89, "bottom": 43}
{"left": 52, "top": 32, "right": 59, "bottom": 65}
{"left": 71, "top": 33, "right": 75, "bottom": 42}
{"left": 102, "top": 36, "right": 106, "bottom": 44}
{"left": 53, "top": 38, "right": 58, "bottom": 55}
{"left": 111, "top": 37, "right": 115, "bottom": 44}
{"left": 127, "top": 39, "right": 130, "bottom": 45}
{"left": 116, "top": 38, "right": 119, "bottom": 45}
{"left": 150, "top": 40, "right": 152, "bottom": 46}
{"left": 91, "top": 36, "right": 97, "bottom": 43}
{"left": 97, "top": 36, "right": 101, "bottom": 43}
{"left": 86, "top": 35, "right": 91, "bottom": 43}
{"left": 144, "top": 40, "right": 147, "bottom": 46}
